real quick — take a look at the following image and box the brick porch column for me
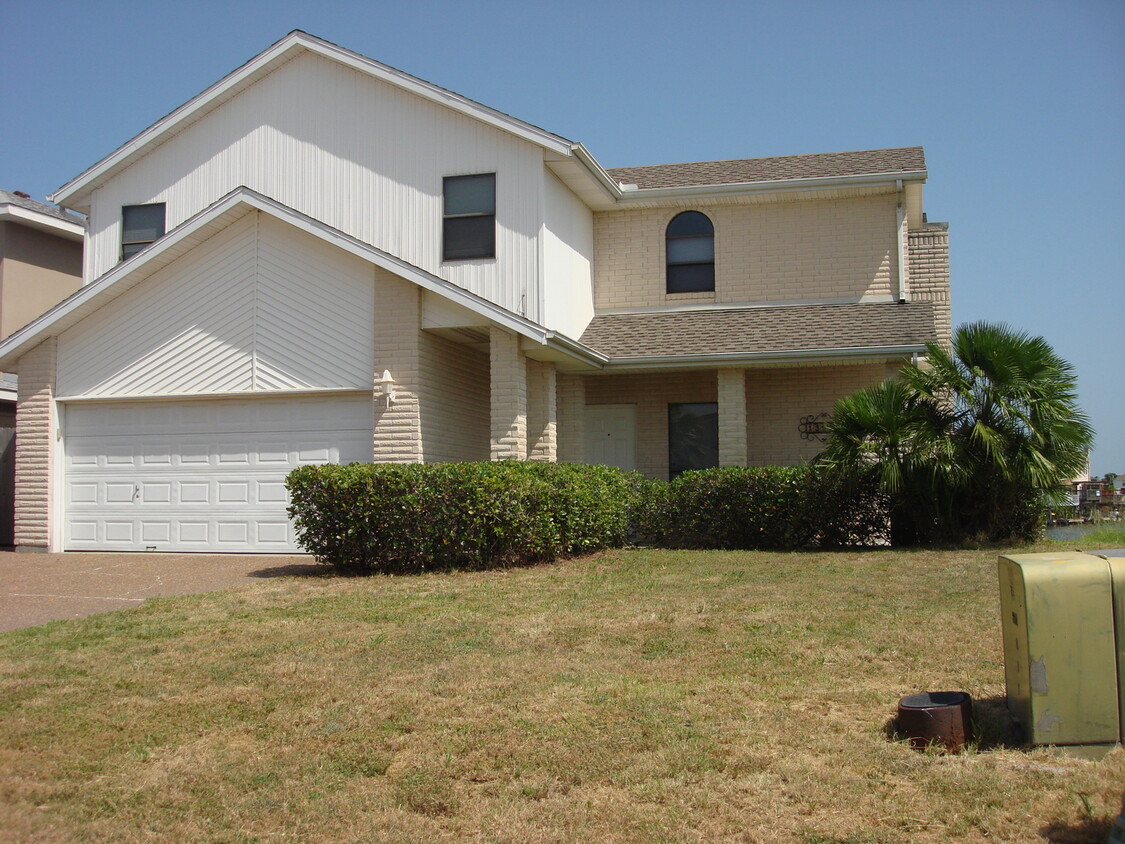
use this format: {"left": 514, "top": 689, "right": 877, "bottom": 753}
{"left": 717, "top": 368, "right": 747, "bottom": 468}
{"left": 490, "top": 326, "right": 527, "bottom": 460}
{"left": 15, "top": 337, "right": 57, "bottom": 552}
{"left": 555, "top": 373, "right": 586, "bottom": 463}
{"left": 372, "top": 276, "right": 423, "bottom": 463}
{"left": 527, "top": 359, "right": 557, "bottom": 462}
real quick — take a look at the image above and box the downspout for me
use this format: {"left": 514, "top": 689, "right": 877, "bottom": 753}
{"left": 896, "top": 179, "right": 908, "bottom": 303}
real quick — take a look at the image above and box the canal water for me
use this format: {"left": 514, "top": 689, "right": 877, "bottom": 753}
{"left": 1045, "top": 522, "right": 1123, "bottom": 541}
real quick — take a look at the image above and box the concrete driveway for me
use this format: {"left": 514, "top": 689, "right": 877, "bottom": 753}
{"left": 0, "top": 552, "right": 324, "bottom": 632}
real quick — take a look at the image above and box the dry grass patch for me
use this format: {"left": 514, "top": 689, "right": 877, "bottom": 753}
{"left": 3, "top": 539, "right": 1124, "bottom": 842}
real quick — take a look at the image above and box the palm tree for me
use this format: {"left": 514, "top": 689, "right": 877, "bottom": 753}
{"left": 820, "top": 322, "right": 1093, "bottom": 545}
{"left": 818, "top": 379, "right": 957, "bottom": 545}
{"left": 905, "top": 322, "right": 1092, "bottom": 541}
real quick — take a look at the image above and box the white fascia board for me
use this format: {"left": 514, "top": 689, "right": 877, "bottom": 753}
{"left": 600, "top": 344, "right": 927, "bottom": 372}
{"left": 50, "top": 31, "right": 573, "bottom": 209}
{"left": 616, "top": 170, "right": 928, "bottom": 204}
{"left": 568, "top": 143, "right": 627, "bottom": 201}
{"left": 0, "top": 186, "right": 554, "bottom": 370}
{"left": 0, "top": 204, "right": 85, "bottom": 241}
{"left": 542, "top": 331, "right": 608, "bottom": 368}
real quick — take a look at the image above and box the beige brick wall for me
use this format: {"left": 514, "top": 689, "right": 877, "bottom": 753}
{"left": 372, "top": 271, "right": 423, "bottom": 463}
{"left": 744, "top": 361, "right": 902, "bottom": 466}
{"left": 15, "top": 337, "right": 57, "bottom": 550}
{"left": 556, "top": 373, "right": 585, "bottom": 464}
{"left": 717, "top": 369, "right": 747, "bottom": 467}
{"left": 526, "top": 360, "right": 557, "bottom": 462}
{"left": 418, "top": 331, "right": 490, "bottom": 463}
{"left": 593, "top": 194, "right": 899, "bottom": 310}
{"left": 584, "top": 370, "right": 717, "bottom": 479}
{"left": 908, "top": 223, "right": 951, "bottom": 348}
{"left": 490, "top": 327, "right": 527, "bottom": 461}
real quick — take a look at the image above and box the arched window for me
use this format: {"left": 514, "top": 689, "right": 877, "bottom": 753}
{"left": 666, "top": 211, "right": 715, "bottom": 293}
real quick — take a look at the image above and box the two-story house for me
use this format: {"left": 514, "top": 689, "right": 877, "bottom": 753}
{"left": 0, "top": 31, "right": 949, "bottom": 553}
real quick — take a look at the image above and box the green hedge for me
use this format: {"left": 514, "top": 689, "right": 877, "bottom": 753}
{"left": 286, "top": 461, "right": 637, "bottom": 572}
{"left": 643, "top": 466, "right": 887, "bottom": 550}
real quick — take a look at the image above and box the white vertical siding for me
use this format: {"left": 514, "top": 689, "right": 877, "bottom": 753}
{"left": 57, "top": 211, "right": 376, "bottom": 397}
{"left": 541, "top": 172, "right": 594, "bottom": 338}
{"left": 85, "top": 52, "right": 545, "bottom": 319}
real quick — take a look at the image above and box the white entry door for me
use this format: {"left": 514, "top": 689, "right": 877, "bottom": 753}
{"left": 584, "top": 404, "right": 636, "bottom": 472}
{"left": 62, "top": 395, "right": 373, "bottom": 552}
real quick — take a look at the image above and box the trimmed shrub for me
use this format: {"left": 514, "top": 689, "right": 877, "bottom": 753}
{"left": 286, "top": 461, "right": 637, "bottom": 572}
{"left": 638, "top": 466, "right": 886, "bottom": 550}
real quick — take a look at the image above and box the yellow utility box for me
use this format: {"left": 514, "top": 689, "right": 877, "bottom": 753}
{"left": 997, "top": 551, "right": 1124, "bottom": 753}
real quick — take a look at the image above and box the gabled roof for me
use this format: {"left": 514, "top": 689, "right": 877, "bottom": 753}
{"left": 0, "top": 190, "right": 85, "bottom": 241}
{"left": 50, "top": 31, "right": 579, "bottom": 209}
{"left": 47, "top": 31, "right": 928, "bottom": 213}
{"left": 0, "top": 187, "right": 602, "bottom": 371}
{"left": 579, "top": 302, "right": 937, "bottom": 367}
{"left": 607, "top": 147, "right": 926, "bottom": 190}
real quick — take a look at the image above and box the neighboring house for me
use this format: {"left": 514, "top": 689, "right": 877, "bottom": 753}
{"left": 0, "top": 31, "right": 950, "bottom": 553}
{"left": 0, "top": 190, "right": 84, "bottom": 546}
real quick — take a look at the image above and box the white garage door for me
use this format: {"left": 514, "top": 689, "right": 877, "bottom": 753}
{"left": 63, "top": 395, "right": 373, "bottom": 552}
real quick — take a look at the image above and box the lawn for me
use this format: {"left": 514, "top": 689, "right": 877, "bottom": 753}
{"left": 3, "top": 535, "right": 1124, "bottom": 842}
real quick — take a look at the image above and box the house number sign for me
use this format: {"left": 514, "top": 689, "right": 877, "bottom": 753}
{"left": 798, "top": 412, "right": 828, "bottom": 442}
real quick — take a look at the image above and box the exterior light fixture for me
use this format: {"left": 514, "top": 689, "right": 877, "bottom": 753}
{"left": 378, "top": 369, "right": 397, "bottom": 406}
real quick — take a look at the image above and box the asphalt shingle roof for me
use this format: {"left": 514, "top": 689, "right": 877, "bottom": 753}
{"left": 579, "top": 302, "right": 937, "bottom": 360}
{"left": 606, "top": 147, "right": 926, "bottom": 190}
{"left": 0, "top": 190, "right": 85, "bottom": 225}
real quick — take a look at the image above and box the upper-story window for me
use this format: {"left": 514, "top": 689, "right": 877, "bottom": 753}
{"left": 121, "top": 203, "right": 166, "bottom": 261}
{"left": 443, "top": 174, "right": 495, "bottom": 261}
{"left": 666, "top": 210, "right": 715, "bottom": 293}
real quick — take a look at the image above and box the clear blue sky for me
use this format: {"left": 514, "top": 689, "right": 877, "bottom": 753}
{"left": 3, "top": 0, "right": 1122, "bottom": 475}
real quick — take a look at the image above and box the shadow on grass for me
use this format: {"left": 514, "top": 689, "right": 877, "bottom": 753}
{"left": 1038, "top": 816, "right": 1113, "bottom": 843}
{"left": 247, "top": 563, "right": 334, "bottom": 579}
{"left": 883, "top": 694, "right": 1026, "bottom": 752}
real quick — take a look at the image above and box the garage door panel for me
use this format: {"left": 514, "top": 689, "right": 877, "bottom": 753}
{"left": 63, "top": 395, "right": 372, "bottom": 552}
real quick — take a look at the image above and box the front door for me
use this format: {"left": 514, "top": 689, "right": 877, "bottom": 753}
{"left": 584, "top": 404, "right": 636, "bottom": 472}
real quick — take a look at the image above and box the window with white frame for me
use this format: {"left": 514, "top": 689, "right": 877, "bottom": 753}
{"left": 121, "top": 203, "right": 166, "bottom": 261}
{"left": 443, "top": 174, "right": 495, "bottom": 260}
{"left": 666, "top": 210, "right": 715, "bottom": 293}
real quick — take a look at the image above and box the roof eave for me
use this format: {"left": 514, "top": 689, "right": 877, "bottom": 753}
{"left": 598, "top": 344, "right": 928, "bottom": 371}
{"left": 0, "top": 203, "right": 85, "bottom": 241}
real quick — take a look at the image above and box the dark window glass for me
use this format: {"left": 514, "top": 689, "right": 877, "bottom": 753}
{"left": 121, "top": 203, "right": 166, "bottom": 260}
{"left": 666, "top": 210, "right": 715, "bottom": 293}
{"left": 668, "top": 402, "right": 719, "bottom": 478}
{"left": 443, "top": 174, "right": 495, "bottom": 260}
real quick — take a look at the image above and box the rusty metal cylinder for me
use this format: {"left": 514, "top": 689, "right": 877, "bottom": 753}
{"left": 897, "top": 691, "right": 974, "bottom": 752}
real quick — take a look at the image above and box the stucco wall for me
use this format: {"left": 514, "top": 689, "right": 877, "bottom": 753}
{"left": 0, "top": 222, "right": 82, "bottom": 339}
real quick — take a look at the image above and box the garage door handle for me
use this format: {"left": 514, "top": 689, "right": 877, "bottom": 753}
{"left": 134, "top": 485, "right": 140, "bottom": 501}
